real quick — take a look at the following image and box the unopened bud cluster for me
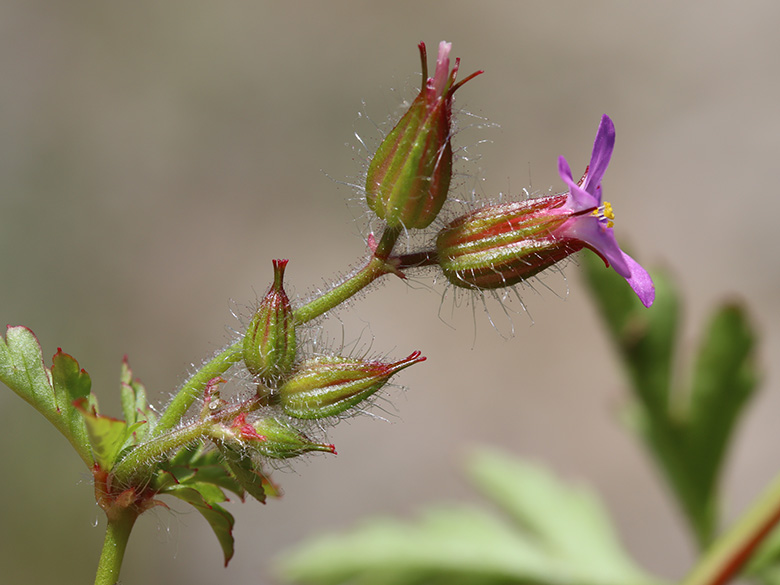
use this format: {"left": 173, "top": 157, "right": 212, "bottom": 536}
{"left": 226, "top": 259, "right": 425, "bottom": 462}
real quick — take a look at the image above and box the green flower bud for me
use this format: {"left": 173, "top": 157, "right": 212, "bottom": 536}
{"left": 278, "top": 352, "right": 426, "bottom": 419}
{"left": 251, "top": 417, "right": 336, "bottom": 459}
{"left": 243, "top": 259, "right": 297, "bottom": 382}
{"left": 213, "top": 414, "right": 336, "bottom": 460}
{"left": 365, "top": 41, "right": 481, "bottom": 229}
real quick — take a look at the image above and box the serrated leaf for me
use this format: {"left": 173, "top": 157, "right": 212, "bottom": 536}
{"left": 684, "top": 303, "right": 759, "bottom": 502}
{"left": 281, "top": 505, "right": 562, "bottom": 585}
{"left": 51, "top": 348, "right": 92, "bottom": 402}
{"left": 154, "top": 444, "right": 245, "bottom": 500}
{"left": 0, "top": 326, "right": 93, "bottom": 466}
{"left": 218, "top": 444, "right": 269, "bottom": 503}
{"left": 74, "top": 397, "right": 131, "bottom": 470}
{"left": 466, "top": 450, "right": 654, "bottom": 582}
{"left": 120, "top": 357, "right": 156, "bottom": 443}
{"left": 278, "top": 450, "right": 663, "bottom": 585}
{"left": 163, "top": 484, "right": 235, "bottom": 566}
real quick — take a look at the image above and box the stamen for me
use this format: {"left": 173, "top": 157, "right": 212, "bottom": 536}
{"left": 591, "top": 201, "right": 615, "bottom": 228}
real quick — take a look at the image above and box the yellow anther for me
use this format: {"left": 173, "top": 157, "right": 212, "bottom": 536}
{"left": 591, "top": 201, "right": 615, "bottom": 228}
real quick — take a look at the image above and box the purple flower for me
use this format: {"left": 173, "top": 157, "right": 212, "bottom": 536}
{"left": 435, "top": 115, "right": 655, "bottom": 307}
{"left": 556, "top": 115, "right": 655, "bottom": 307}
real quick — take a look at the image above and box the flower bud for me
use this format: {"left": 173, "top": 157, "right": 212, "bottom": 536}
{"left": 436, "top": 195, "right": 576, "bottom": 289}
{"left": 243, "top": 259, "right": 297, "bottom": 382}
{"left": 365, "top": 41, "right": 482, "bottom": 229}
{"left": 250, "top": 417, "right": 336, "bottom": 459}
{"left": 278, "top": 352, "right": 426, "bottom": 419}
{"left": 213, "top": 414, "right": 335, "bottom": 460}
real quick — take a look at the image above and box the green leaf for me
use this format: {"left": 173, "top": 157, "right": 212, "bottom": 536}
{"left": 580, "top": 252, "right": 678, "bottom": 417}
{"left": 74, "top": 396, "right": 134, "bottom": 470}
{"left": 120, "top": 357, "right": 157, "bottom": 444}
{"left": 154, "top": 443, "right": 246, "bottom": 500}
{"left": 218, "top": 444, "right": 270, "bottom": 503}
{"left": 278, "top": 449, "right": 664, "bottom": 585}
{"left": 466, "top": 450, "right": 652, "bottom": 581}
{"left": 684, "top": 303, "right": 759, "bottom": 502}
{"left": 163, "top": 484, "right": 236, "bottom": 567}
{"left": 581, "top": 256, "right": 762, "bottom": 548}
{"left": 0, "top": 326, "right": 93, "bottom": 467}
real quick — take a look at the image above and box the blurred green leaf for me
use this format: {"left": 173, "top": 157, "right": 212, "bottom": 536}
{"left": 278, "top": 450, "right": 663, "bottom": 585}
{"left": 162, "top": 484, "right": 236, "bottom": 567}
{"left": 581, "top": 253, "right": 760, "bottom": 548}
{"left": 0, "top": 326, "right": 93, "bottom": 466}
{"left": 467, "top": 450, "right": 652, "bottom": 581}
{"left": 580, "top": 252, "right": 678, "bottom": 417}
{"left": 684, "top": 304, "right": 759, "bottom": 501}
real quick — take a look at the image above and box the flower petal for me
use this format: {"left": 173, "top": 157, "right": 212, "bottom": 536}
{"left": 431, "top": 41, "right": 452, "bottom": 96}
{"left": 558, "top": 156, "right": 598, "bottom": 211}
{"left": 622, "top": 252, "right": 655, "bottom": 307}
{"left": 580, "top": 115, "right": 615, "bottom": 197}
{"left": 558, "top": 215, "right": 631, "bottom": 277}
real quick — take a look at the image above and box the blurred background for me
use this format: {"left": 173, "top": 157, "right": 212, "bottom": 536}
{"left": 1, "top": 1, "right": 779, "bottom": 583}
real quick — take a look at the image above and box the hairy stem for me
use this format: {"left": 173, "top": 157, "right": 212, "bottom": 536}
{"left": 293, "top": 227, "right": 402, "bottom": 325}
{"left": 146, "top": 227, "right": 402, "bottom": 455}
{"left": 152, "top": 342, "right": 244, "bottom": 438}
{"left": 680, "top": 473, "right": 780, "bottom": 585}
{"left": 112, "top": 420, "right": 213, "bottom": 482}
{"left": 94, "top": 507, "right": 138, "bottom": 585}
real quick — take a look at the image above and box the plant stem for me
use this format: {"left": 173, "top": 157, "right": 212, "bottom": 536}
{"left": 152, "top": 342, "right": 244, "bottom": 437}
{"left": 112, "top": 419, "right": 215, "bottom": 482}
{"left": 680, "top": 473, "right": 780, "bottom": 585}
{"left": 149, "top": 227, "right": 402, "bottom": 445}
{"left": 94, "top": 507, "right": 138, "bottom": 585}
{"left": 293, "top": 226, "right": 402, "bottom": 325}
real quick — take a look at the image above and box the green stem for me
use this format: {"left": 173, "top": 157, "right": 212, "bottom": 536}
{"left": 293, "top": 226, "right": 402, "bottom": 325}
{"left": 94, "top": 507, "right": 138, "bottom": 585}
{"left": 149, "top": 227, "right": 401, "bottom": 447}
{"left": 680, "top": 473, "right": 780, "bottom": 585}
{"left": 152, "top": 342, "right": 244, "bottom": 437}
{"left": 112, "top": 420, "right": 215, "bottom": 482}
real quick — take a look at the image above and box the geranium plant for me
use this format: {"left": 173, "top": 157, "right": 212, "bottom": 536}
{"left": 1, "top": 41, "right": 774, "bottom": 585}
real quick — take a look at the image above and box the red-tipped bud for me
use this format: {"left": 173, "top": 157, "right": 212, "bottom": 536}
{"left": 436, "top": 195, "right": 577, "bottom": 289}
{"left": 213, "top": 414, "right": 335, "bottom": 460}
{"left": 243, "top": 260, "right": 297, "bottom": 382}
{"left": 278, "top": 352, "right": 426, "bottom": 419}
{"left": 365, "top": 41, "right": 482, "bottom": 229}
{"left": 250, "top": 417, "right": 336, "bottom": 459}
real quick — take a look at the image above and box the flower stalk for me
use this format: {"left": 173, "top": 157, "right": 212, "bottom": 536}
{"left": 94, "top": 506, "right": 138, "bottom": 585}
{"left": 681, "top": 472, "right": 780, "bottom": 585}
{"left": 292, "top": 226, "right": 403, "bottom": 325}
